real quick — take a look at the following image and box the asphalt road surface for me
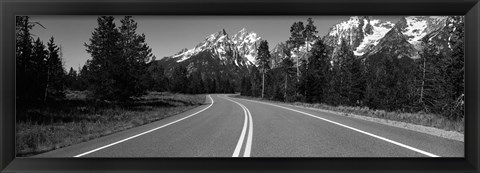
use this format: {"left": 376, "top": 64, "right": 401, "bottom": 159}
{"left": 35, "top": 94, "right": 464, "bottom": 157}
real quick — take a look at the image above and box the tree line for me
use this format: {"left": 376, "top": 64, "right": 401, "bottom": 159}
{"left": 241, "top": 17, "right": 464, "bottom": 120}
{"left": 16, "top": 16, "right": 153, "bottom": 104}
{"left": 16, "top": 16, "right": 65, "bottom": 105}
{"left": 160, "top": 62, "right": 236, "bottom": 94}
{"left": 16, "top": 16, "right": 234, "bottom": 106}
{"left": 66, "top": 16, "right": 234, "bottom": 100}
{"left": 16, "top": 15, "right": 464, "bottom": 120}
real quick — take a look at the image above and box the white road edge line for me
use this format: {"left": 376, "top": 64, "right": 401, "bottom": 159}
{"left": 73, "top": 95, "right": 215, "bottom": 157}
{"left": 238, "top": 98, "right": 440, "bottom": 157}
{"left": 221, "top": 96, "right": 253, "bottom": 157}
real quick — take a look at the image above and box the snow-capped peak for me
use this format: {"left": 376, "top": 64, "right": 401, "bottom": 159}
{"left": 324, "top": 16, "right": 395, "bottom": 56}
{"left": 354, "top": 19, "right": 395, "bottom": 56}
{"left": 328, "top": 16, "right": 363, "bottom": 37}
{"left": 399, "top": 16, "right": 447, "bottom": 50}
{"left": 168, "top": 28, "right": 261, "bottom": 66}
{"left": 174, "top": 29, "right": 231, "bottom": 62}
{"left": 324, "top": 16, "right": 446, "bottom": 56}
{"left": 402, "top": 16, "right": 429, "bottom": 48}
{"left": 232, "top": 28, "right": 262, "bottom": 65}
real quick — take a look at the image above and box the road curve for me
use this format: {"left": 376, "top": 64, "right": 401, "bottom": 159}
{"left": 229, "top": 95, "right": 463, "bottom": 157}
{"left": 37, "top": 95, "right": 249, "bottom": 157}
{"left": 35, "top": 94, "right": 464, "bottom": 157}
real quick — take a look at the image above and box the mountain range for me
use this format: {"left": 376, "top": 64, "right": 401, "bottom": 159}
{"left": 164, "top": 28, "right": 261, "bottom": 67}
{"left": 156, "top": 16, "right": 454, "bottom": 87}
{"left": 156, "top": 28, "right": 261, "bottom": 88}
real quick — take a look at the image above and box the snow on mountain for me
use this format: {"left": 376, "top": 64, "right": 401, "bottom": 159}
{"left": 290, "top": 40, "right": 315, "bottom": 62}
{"left": 324, "top": 16, "right": 448, "bottom": 58}
{"left": 354, "top": 19, "right": 395, "bottom": 56}
{"left": 327, "top": 16, "right": 362, "bottom": 39}
{"left": 421, "top": 16, "right": 462, "bottom": 54}
{"left": 232, "top": 28, "right": 262, "bottom": 65}
{"left": 362, "top": 16, "right": 449, "bottom": 59}
{"left": 269, "top": 42, "right": 291, "bottom": 67}
{"left": 323, "top": 16, "right": 395, "bottom": 56}
{"left": 397, "top": 16, "right": 448, "bottom": 50}
{"left": 324, "top": 16, "right": 363, "bottom": 48}
{"left": 174, "top": 29, "right": 233, "bottom": 63}
{"left": 365, "top": 22, "right": 419, "bottom": 59}
{"left": 168, "top": 28, "right": 261, "bottom": 67}
{"left": 401, "top": 16, "right": 428, "bottom": 47}
{"left": 167, "top": 16, "right": 449, "bottom": 70}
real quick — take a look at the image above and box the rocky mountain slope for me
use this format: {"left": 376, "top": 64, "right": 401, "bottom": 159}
{"left": 322, "top": 16, "right": 448, "bottom": 59}
{"left": 166, "top": 28, "right": 261, "bottom": 67}
{"left": 156, "top": 16, "right": 454, "bottom": 87}
{"left": 157, "top": 28, "right": 262, "bottom": 88}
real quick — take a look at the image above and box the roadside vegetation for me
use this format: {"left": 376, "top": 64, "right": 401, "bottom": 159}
{"left": 233, "top": 95, "right": 464, "bottom": 133}
{"left": 16, "top": 91, "right": 205, "bottom": 157}
{"left": 239, "top": 17, "right": 464, "bottom": 134}
{"left": 16, "top": 16, "right": 209, "bottom": 157}
{"left": 15, "top": 15, "right": 465, "bottom": 156}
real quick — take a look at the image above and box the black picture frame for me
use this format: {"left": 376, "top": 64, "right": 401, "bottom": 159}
{"left": 1, "top": 0, "right": 479, "bottom": 172}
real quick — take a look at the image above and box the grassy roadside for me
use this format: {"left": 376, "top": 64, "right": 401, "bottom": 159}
{"left": 16, "top": 91, "right": 205, "bottom": 157}
{"left": 232, "top": 95, "right": 464, "bottom": 134}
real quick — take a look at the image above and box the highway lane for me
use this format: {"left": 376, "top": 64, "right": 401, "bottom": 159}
{"left": 227, "top": 95, "right": 463, "bottom": 157}
{"left": 35, "top": 94, "right": 463, "bottom": 157}
{"left": 36, "top": 95, "right": 251, "bottom": 157}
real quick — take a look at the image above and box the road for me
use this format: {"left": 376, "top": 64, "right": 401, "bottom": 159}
{"left": 35, "top": 94, "right": 464, "bottom": 157}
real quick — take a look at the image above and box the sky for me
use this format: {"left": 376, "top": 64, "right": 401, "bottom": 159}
{"left": 30, "top": 15, "right": 401, "bottom": 71}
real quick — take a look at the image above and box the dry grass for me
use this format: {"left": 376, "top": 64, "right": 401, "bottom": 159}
{"left": 16, "top": 92, "right": 205, "bottom": 157}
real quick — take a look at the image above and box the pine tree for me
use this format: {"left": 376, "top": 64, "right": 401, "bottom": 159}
{"left": 330, "top": 39, "right": 364, "bottom": 106}
{"left": 77, "top": 63, "right": 91, "bottom": 91}
{"left": 187, "top": 71, "right": 204, "bottom": 94}
{"left": 16, "top": 16, "right": 35, "bottom": 102}
{"left": 303, "top": 18, "right": 318, "bottom": 44}
{"left": 66, "top": 67, "right": 80, "bottom": 90}
{"left": 67, "top": 67, "right": 77, "bottom": 82}
{"left": 280, "top": 57, "right": 295, "bottom": 102}
{"left": 45, "top": 37, "right": 66, "bottom": 100}
{"left": 342, "top": 44, "right": 364, "bottom": 106}
{"left": 416, "top": 39, "right": 442, "bottom": 113}
{"left": 31, "top": 38, "right": 48, "bottom": 101}
{"left": 287, "top": 21, "right": 305, "bottom": 83}
{"left": 306, "top": 39, "right": 330, "bottom": 103}
{"left": 211, "top": 78, "right": 217, "bottom": 93}
{"left": 257, "top": 40, "right": 271, "bottom": 99}
{"left": 84, "top": 16, "right": 123, "bottom": 100}
{"left": 241, "top": 76, "right": 252, "bottom": 96}
{"left": 332, "top": 39, "right": 348, "bottom": 105}
{"left": 364, "top": 50, "right": 415, "bottom": 111}
{"left": 148, "top": 62, "right": 168, "bottom": 92}
{"left": 119, "top": 16, "right": 153, "bottom": 97}
{"left": 198, "top": 76, "right": 206, "bottom": 94}
{"left": 84, "top": 16, "right": 153, "bottom": 101}
{"left": 302, "top": 18, "right": 318, "bottom": 61}
{"left": 170, "top": 65, "right": 188, "bottom": 93}
{"left": 413, "top": 16, "right": 464, "bottom": 119}
{"left": 445, "top": 16, "right": 465, "bottom": 119}
{"left": 298, "top": 57, "right": 309, "bottom": 101}
{"left": 267, "top": 68, "right": 284, "bottom": 101}
{"left": 387, "top": 56, "right": 415, "bottom": 111}
{"left": 250, "top": 66, "right": 262, "bottom": 97}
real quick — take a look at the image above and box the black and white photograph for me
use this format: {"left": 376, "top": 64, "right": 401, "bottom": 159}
{"left": 15, "top": 15, "right": 465, "bottom": 157}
